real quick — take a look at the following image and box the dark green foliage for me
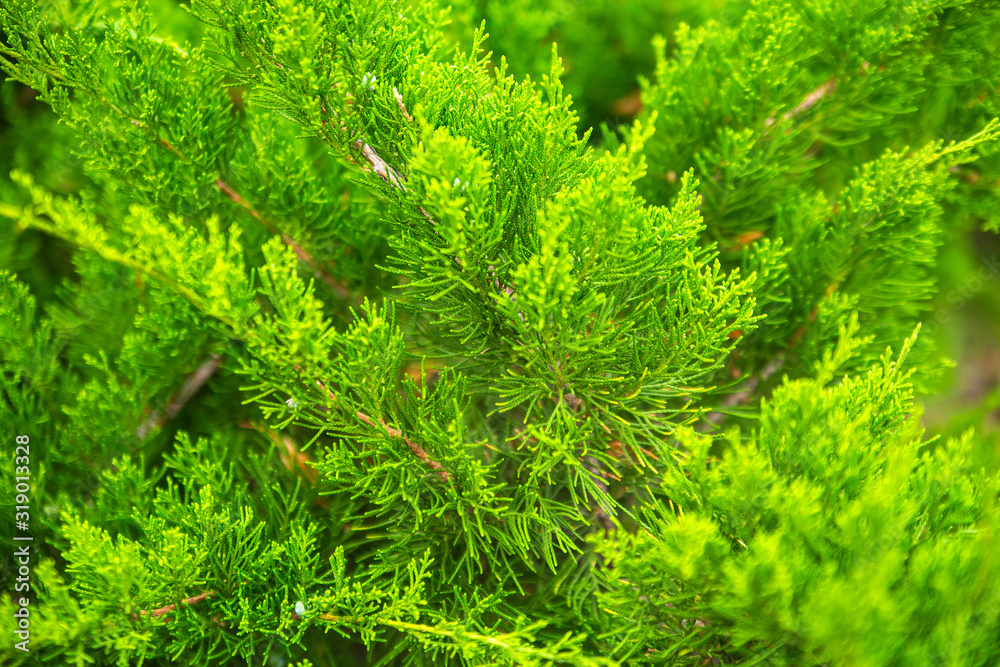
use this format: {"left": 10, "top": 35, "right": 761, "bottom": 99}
{"left": 1, "top": 0, "right": 999, "bottom": 665}
{"left": 596, "top": 324, "right": 1000, "bottom": 665}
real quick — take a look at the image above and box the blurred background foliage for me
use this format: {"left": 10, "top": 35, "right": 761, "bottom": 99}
{"left": 2, "top": 0, "right": 998, "bottom": 446}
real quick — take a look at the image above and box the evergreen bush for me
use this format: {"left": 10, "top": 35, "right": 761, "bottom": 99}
{"left": 1, "top": 0, "right": 999, "bottom": 664}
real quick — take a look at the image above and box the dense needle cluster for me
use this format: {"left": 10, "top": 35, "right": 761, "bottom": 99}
{"left": 1, "top": 0, "right": 999, "bottom": 665}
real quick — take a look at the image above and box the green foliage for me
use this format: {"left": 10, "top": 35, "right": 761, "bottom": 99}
{"left": 596, "top": 326, "right": 1000, "bottom": 665}
{"left": 627, "top": 0, "right": 1000, "bottom": 385}
{"left": 1, "top": 0, "right": 999, "bottom": 665}
{"left": 430, "top": 0, "right": 723, "bottom": 133}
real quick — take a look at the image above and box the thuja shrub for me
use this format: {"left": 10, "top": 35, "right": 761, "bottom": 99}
{"left": 1, "top": 0, "right": 999, "bottom": 665}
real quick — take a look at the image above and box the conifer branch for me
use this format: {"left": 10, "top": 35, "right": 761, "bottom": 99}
{"left": 356, "top": 411, "right": 451, "bottom": 483}
{"left": 323, "top": 85, "right": 525, "bottom": 333}
{"left": 583, "top": 455, "right": 615, "bottom": 533}
{"left": 133, "top": 592, "right": 215, "bottom": 620}
{"left": 6, "top": 2, "right": 999, "bottom": 664}
{"left": 764, "top": 79, "right": 836, "bottom": 127}
{"left": 240, "top": 420, "right": 319, "bottom": 484}
{"left": 354, "top": 140, "right": 407, "bottom": 190}
{"left": 310, "top": 613, "right": 609, "bottom": 665}
{"left": 59, "top": 85, "right": 351, "bottom": 299}
{"left": 564, "top": 392, "right": 616, "bottom": 530}
{"left": 137, "top": 354, "right": 223, "bottom": 439}
{"left": 313, "top": 376, "right": 447, "bottom": 480}
{"left": 350, "top": 131, "right": 521, "bottom": 313}
{"left": 214, "top": 179, "right": 351, "bottom": 299}
{"left": 393, "top": 86, "right": 413, "bottom": 122}
{"left": 125, "top": 111, "right": 351, "bottom": 300}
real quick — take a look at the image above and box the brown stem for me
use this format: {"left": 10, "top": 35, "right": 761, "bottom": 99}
{"left": 124, "top": 118, "right": 349, "bottom": 300}
{"left": 354, "top": 411, "right": 451, "bottom": 482}
{"left": 316, "top": 380, "right": 442, "bottom": 474}
{"left": 764, "top": 79, "right": 836, "bottom": 128}
{"left": 352, "top": 139, "right": 525, "bottom": 323}
{"left": 137, "top": 354, "right": 222, "bottom": 439}
{"left": 353, "top": 140, "right": 406, "bottom": 190}
{"left": 393, "top": 87, "right": 413, "bottom": 122}
{"left": 133, "top": 592, "right": 214, "bottom": 620}
{"left": 240, "top": 421, "right": 319, "bottom": 484}
{"left": 788, "top": 79, "right": 836, "bottom": 119}
{"left": 214, "top": 179, "right": 351, "bottom": 299}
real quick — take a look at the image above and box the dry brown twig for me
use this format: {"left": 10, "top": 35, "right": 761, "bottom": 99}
{"left": 312, "top": 375, "right": 450, "bottom": 482}
{"left": 127, "top": 117, "right": 350, "bottom": 300}
{"left": 764, "top": 79, "right": 836, "bottom": 128}
{"left": 133, "top": 592, "right": 214, "bottom": 621}
{"left": 393, "top": 86, "right": 413, "bottom": 122}
{"left": 137, "top": 354, "right": 223, "bottom": 439}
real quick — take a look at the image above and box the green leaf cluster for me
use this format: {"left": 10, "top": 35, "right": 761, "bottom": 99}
{"left": 1, "top": 0, "right": 999, "bottom": 665}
